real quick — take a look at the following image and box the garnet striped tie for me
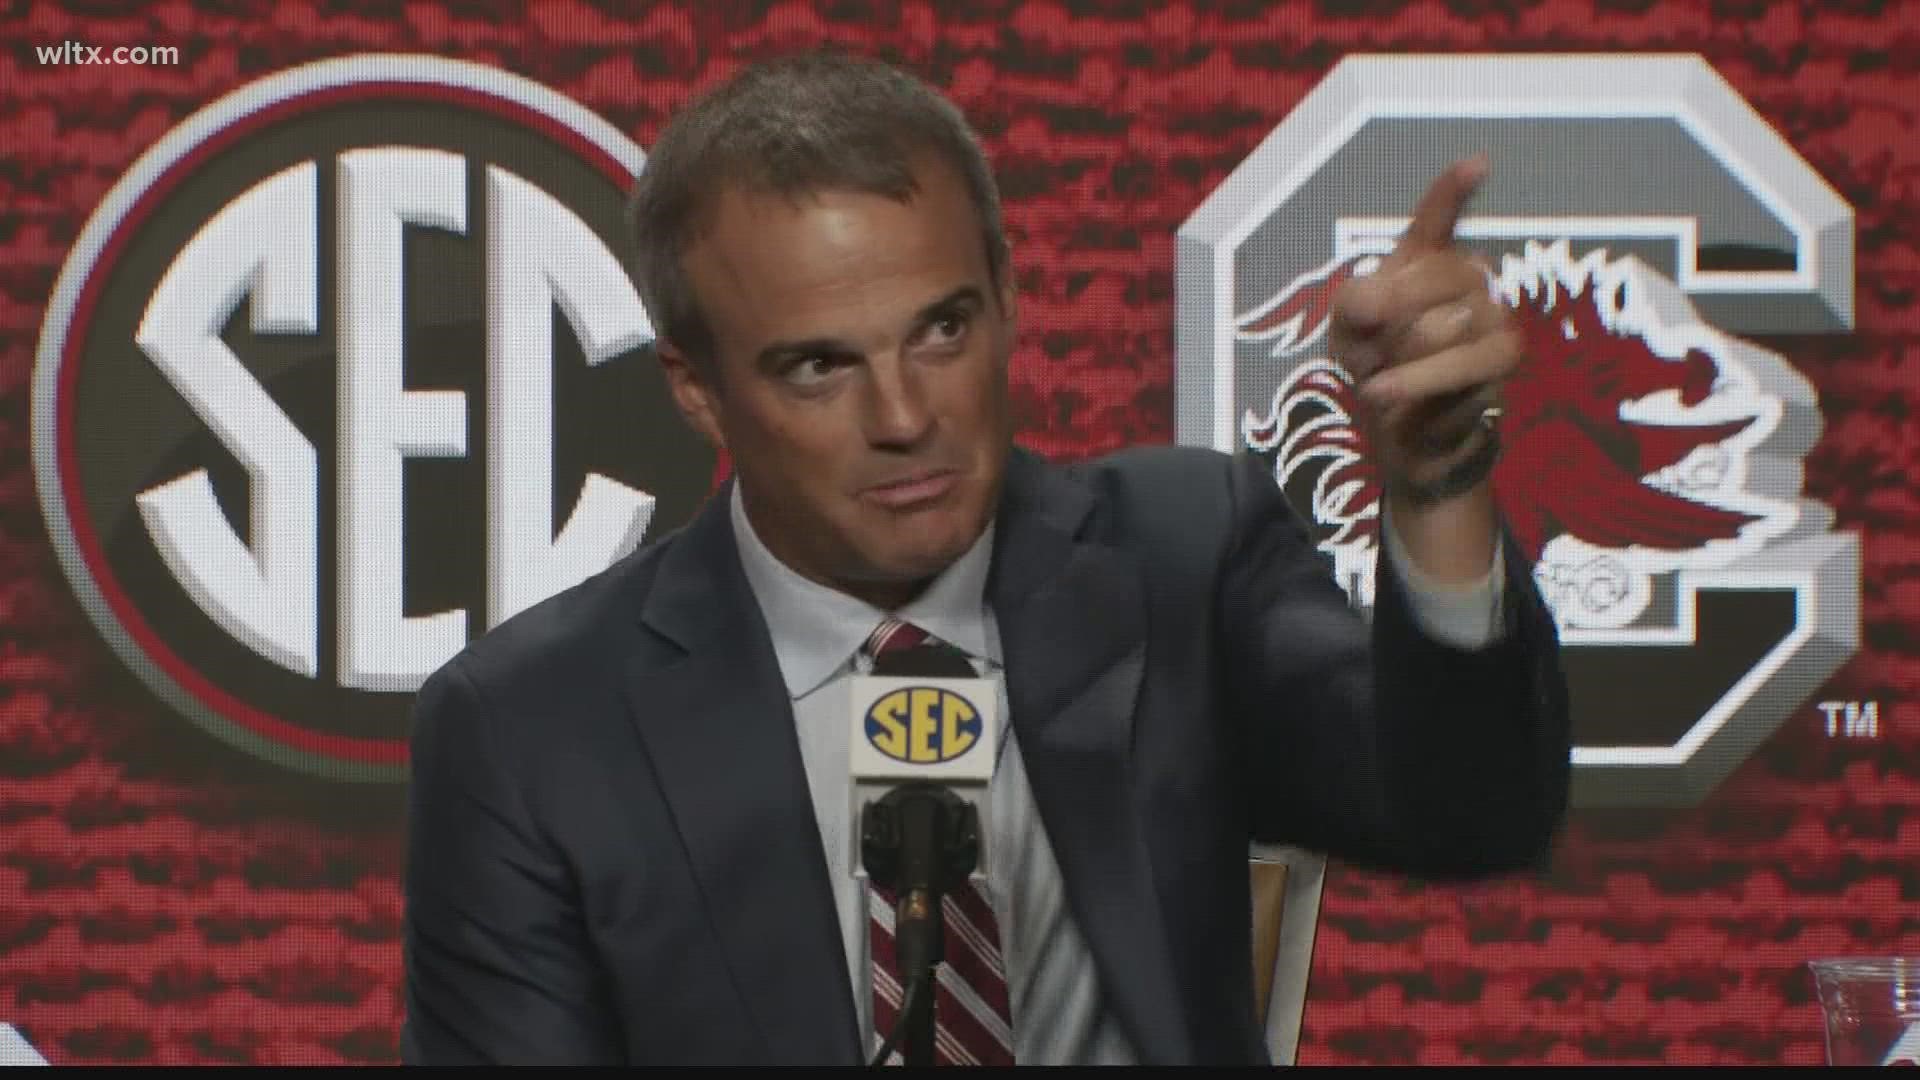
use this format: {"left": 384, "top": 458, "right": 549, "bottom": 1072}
{"left": 863, "top": 617, "right": 1015, "bottom": 1066}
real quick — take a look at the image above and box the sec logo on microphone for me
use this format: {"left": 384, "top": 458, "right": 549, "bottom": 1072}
{"left": 864, "top": 687, "right": 983, "bottom": 765}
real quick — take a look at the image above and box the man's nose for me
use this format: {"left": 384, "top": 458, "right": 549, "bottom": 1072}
{"left": 863, "top": 353, "right": 935, "bottom": 447}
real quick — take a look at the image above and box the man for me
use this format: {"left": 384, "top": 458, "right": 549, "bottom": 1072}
{"left": 400, "top": 50, "right": 1570, "bottom": 1066}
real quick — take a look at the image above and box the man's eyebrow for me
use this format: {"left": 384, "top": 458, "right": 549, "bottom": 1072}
{"left": 913, "top": 286, "right": 986, "bottom": 323}
{"left": 752, "top": 287, "right": 987, "bottom": 370}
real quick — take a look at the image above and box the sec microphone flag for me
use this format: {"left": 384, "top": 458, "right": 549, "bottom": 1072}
{"left": 847, "top": 670, "right": 1000, "bottom": 880}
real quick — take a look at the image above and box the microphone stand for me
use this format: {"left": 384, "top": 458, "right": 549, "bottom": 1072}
{"left": 861, "top": 783, "right": 980, "bottom": 1068}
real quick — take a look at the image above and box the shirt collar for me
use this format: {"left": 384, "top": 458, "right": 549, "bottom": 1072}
{"left": 730, "top": 482, "right": 996, "bottom": 700}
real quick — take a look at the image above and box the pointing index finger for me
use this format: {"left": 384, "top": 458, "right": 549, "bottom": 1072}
{"left": 1397, "top": 154, "right": 1490, "bottom": 256}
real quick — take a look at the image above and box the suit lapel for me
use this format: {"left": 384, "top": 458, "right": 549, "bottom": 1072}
{"left": 617, "top": 490, "right": 860, "bottom": 1064}
{"left": 987, "top": 449, "right": 1194, "bottom": 1064}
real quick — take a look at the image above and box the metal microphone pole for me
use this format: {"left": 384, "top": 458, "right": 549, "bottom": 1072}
{"left": 861, "top": 783, "right": 980, "bottom": 1068}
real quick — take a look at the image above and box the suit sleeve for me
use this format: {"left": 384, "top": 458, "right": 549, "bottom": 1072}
{"left": 1214, "top": 452, "right": 1572, "bottom": 879}
{"left": 400, "top": 658, "right": 623, "bottom": 1064}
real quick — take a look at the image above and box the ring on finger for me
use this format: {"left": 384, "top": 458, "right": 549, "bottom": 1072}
{"left": 1416, "top": 389, "right": 1501, "bottom": 453}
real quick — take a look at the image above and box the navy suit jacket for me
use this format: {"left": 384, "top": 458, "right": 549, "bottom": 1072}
{"left": 399, "top": 444, "right": 1572, "bottom": 1065}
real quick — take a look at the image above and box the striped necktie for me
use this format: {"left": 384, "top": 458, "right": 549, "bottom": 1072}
{"left": 862, "top": 616, "right": 1015, "bottom": 1066}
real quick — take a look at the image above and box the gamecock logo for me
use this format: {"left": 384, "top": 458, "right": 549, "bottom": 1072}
{"left": 1178, "top": 54, "right": 1860, "bottom": 812}
{"left": 1244, "top": 239, "right": 1799, "bottom": 631}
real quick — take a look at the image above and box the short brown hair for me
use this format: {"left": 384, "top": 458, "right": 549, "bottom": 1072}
{"left": 623, "top": 49, "right": 1009, "bottom": 367}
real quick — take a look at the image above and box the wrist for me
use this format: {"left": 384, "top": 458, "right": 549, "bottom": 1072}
{"left": 1387, "top": 419, "right": 1502, "bottom": 510}
{"left": 1384, "top": 481, "right": 1499, "bottom": 585}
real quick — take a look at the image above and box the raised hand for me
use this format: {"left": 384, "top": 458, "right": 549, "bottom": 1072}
{"left": 1328, "top": 155, "right": 1519, "bottom": 503}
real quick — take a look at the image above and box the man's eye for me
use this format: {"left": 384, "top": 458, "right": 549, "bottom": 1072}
{"left": 785, "top": 355, "right": 842, "bottom": 385}
{"left": 925, "top": 312, "right": 969, "bottom": 347}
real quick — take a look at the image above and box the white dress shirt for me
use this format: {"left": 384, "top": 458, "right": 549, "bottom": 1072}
{"left": 727, "top": 481, "right": 1504, "bottom": 1064}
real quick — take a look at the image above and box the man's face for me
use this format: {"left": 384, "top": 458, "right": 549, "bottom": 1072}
{"left": 661, "top": 159, "right": 1016, "bottom": 608}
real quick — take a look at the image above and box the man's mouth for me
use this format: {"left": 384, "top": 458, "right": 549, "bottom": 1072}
{"left": 862, "top": 468, "right": 959, "bottom": 509}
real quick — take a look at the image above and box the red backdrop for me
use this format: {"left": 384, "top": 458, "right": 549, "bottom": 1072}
{"left": 2, "top": 0, "right": 1917, "bottom": 1066}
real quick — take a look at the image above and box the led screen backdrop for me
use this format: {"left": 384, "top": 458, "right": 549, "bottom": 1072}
{"left": 3, "top": 0, "right": 1916, "bottom": 1066}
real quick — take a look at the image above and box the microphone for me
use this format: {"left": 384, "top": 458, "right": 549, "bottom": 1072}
{"left": 847, "top": 641, "right": 998, "bottom": 1067}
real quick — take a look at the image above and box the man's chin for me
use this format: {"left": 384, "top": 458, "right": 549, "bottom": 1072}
{"left": 869, "top": 545, "right": 967, "bottom": 584}
{"left": 850, "top": 531, "right": 978, "bottom": 587}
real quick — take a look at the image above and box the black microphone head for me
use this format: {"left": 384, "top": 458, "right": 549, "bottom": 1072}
{"left": 871, "top": 641, "right": 977, "bottom": 678}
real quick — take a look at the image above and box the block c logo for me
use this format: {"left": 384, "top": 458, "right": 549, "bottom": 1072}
{"left": 32, "top": 55, "right": 714, "bottom": 780}
{"left": 1178, "top": 54, "right": 1861, "bottom": 809}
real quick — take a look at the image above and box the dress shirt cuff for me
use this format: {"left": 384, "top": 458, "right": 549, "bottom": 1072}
{"left": 1378, "top": 503, "right": 1507, "bottom": 651}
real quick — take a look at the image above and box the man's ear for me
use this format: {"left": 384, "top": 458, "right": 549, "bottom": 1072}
{"left": 994, "top": 249, "right": 1020, "bottom": 371}
{"left": 657, "top": 340, "right": 727, "bottom": 454}
{"left": 994, "top": 241, "right": 1018, "bottom": 326}
{"left": 998, "top": 243, "right": 1029, "bottom": 336}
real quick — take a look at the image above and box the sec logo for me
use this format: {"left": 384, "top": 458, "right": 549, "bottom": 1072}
{"left": 30, "top": 54, "right": 713, "bottom": 781}
{"left": 865, "top": 687, "right": 984, "bottom": 765}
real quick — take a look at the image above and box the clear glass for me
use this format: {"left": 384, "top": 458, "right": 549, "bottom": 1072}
{"left": 1810, "top": 958, "right": 1920, "bottom": 1066}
